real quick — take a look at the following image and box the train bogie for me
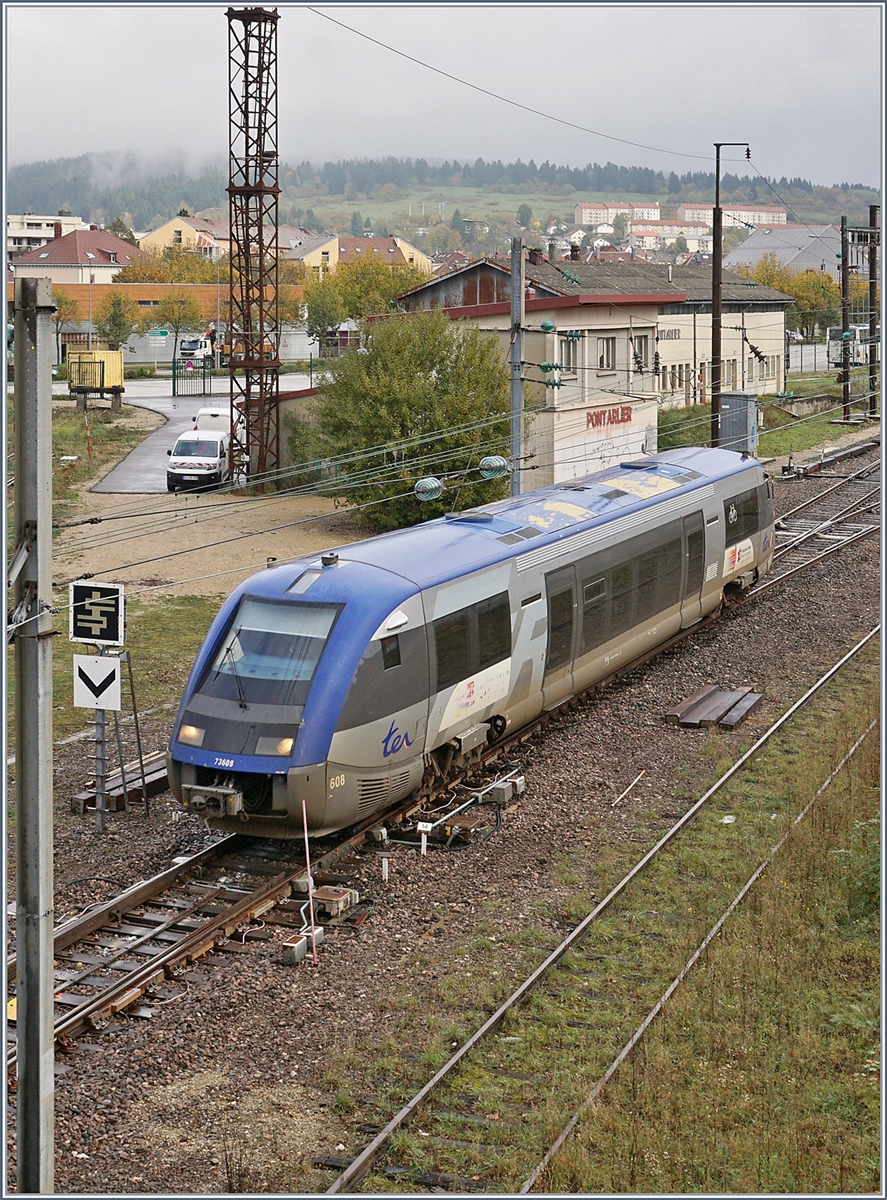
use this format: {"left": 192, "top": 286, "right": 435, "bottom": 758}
{"left": 167, "top": 448, "right": 775, "bottom": 837}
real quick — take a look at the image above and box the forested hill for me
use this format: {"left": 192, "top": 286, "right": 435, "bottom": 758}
{"left": 7, "top": 151, "right": 879, "bottom": 231}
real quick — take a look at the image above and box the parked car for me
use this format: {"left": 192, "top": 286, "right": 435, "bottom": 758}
{"left": 167, "top": 430, "right": 230, "bottom": 492}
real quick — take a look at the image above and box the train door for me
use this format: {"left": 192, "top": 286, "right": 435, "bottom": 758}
{"left": 680, "top": 511, "right": 705, "bottom": 627}
{"left": 543, "top": 564, "right": 577, "bottom": 708}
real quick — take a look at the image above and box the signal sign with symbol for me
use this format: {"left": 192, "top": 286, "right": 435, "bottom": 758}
{"left": 73, "top": 655, "right": 122, "bottom": 711}
{"left": 69, "top": 581, "right": 125, "bottom": 645}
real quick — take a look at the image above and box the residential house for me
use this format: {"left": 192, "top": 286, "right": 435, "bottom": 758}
{"left": 431, "top": 250, "right": 474, "bottom": 274}
{"left": 7, "top": 210, "right": 89, "bottom": 263}
{"left": 285, "top": 235, "right": 432, "bottom": 275}
{"left": 723, "top": 224, "right": 841, "bottom": 280}
{"left": 9, "top": 229, "right": 142, "bottom": 284}
{"left": 574, "top": 201, "right": 661, "bottom": 226}
{"left": 676, "top": 203, "right": 787, "bottom": 228}
{"left": 139, "top": 216, "right": 318, "bottom": 260}
{"left": 628, "top": 220, "right": 712, "bottom": 254}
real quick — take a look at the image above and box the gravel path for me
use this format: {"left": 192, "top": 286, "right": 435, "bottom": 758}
{"left": 6, "top": 435, "right": 880, "bottom": 1194}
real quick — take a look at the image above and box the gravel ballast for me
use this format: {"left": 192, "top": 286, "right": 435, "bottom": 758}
{"left": 5, "top": 439, "right": 880, "bottom": 1194}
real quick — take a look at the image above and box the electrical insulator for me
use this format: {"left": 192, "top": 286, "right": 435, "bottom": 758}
{"left": 653, "top": 351, "right": 661, "bottom": 372}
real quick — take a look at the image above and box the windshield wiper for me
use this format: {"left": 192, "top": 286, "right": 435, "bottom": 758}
{"left": 214, "top": 628, "right": 249, "bottom": 710}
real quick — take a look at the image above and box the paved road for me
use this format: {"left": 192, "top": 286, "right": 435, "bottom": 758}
{"left": 92, "top": 376, "right": 310, "bottom": 494}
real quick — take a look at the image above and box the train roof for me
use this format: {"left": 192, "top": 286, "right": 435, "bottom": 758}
{"left": 297, "top": 446, "right": 763, "bottom": 592}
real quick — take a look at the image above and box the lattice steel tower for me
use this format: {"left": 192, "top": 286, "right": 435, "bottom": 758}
{"left": 227, "top": 6, "right": 280, "bottom": 484}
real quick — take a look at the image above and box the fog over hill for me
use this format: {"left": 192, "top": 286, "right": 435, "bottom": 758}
{"left": 7, "top": 152, "right": 879, "bottom": 233}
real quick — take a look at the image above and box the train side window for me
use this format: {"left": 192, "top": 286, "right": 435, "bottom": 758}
{"left": 609, "top": 561, "right": 635, "bottom": 637}
{"left": 723, "top": 487, "right": 758, "bottom": 545}
{"left": 635, "top": 548, "right": 659, "bottom": 622}
{"left": 581, "top": 575, "right": 608, "bottom": 653}
{"left": 658, "top": 536, "right": 684, "bottom": 610}
{"left": 477, "top": 592, "right": 511, "bottom": 671}
{"left": 434, "top": 609, "right": 473, "bottom": 690}
{"left": 583, "top": 577, "right": 606, "bottom": 606}
{"left": 380, "top": 635, "right": 401, "bottom": 670}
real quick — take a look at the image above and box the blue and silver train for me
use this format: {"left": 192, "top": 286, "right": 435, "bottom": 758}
{"left": 167, "top": 447, "right": 774, "bottom": 837}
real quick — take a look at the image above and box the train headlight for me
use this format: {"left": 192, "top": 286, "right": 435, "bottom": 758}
{"left": 256, "top": 735, "right": 294, "bottom": 756}
{"left": 178, "top": 724, "right": 205, "bottom": 747}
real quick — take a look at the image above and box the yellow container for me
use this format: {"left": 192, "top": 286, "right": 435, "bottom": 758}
{"left": 67, "top": 349, "right": 125, "bottom": 390}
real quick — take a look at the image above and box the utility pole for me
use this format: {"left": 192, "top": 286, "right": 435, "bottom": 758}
{"left": 12, "top": 277, "right": 56, "bottom": 1194}
{"left": 869, "top": 205, "right": 879, "bottom": 416}
{"left": 711, "top": 142, "right": 749, "bottom": 447}
{"left": 840, "top": 215, "right": 851, "bottom": 420}
{"left": 510, "top": 236, "right": 524, "bottom": 497}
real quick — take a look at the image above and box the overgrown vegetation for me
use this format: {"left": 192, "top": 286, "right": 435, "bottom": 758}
{"left": 287, "top": 309, "right": 510, "bottom": 530}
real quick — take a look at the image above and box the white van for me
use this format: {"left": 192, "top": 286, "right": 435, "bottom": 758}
{"left": 167, "top": 429, "right": 230, "bottom": 492}
{"left": 192, "top": 407, "right": 246, "bottom": 438}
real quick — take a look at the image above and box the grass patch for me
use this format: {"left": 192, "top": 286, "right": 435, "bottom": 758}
{"left": 7, "top": 593, "right": 223, "bottom": 762}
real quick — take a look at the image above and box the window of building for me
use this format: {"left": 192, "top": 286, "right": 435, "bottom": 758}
{"left": 109, "top": 252, "right": 117, "bottom": 263}
{"left": 766, "top": 355, "right": 778, "bottom": 379}
{"left": 321, "top": 251, "right": 329, "bottom": 263}
{"left": 559, "top": 335, "right": 580, "bottom": 373}
{"left": 634, "top": 334, "right": 649, "bottom": 367}
{"left": 173, "top": 229, "right": 183, "bottom": 244}
{"left": 137, "top": 299, "right": 160, "bottom": 306}
{"left": 758, "top": 357, "right": 766, "bottom": 382}
{"left": 26, "top": 222, "right": 40, "bottom": 229}
{"left": 597, "top": 336, "right": 616, "bottom": 370}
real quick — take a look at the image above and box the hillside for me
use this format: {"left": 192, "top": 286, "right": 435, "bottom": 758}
{"left": 8, "top": 153, "right": 879, "bottom": 249}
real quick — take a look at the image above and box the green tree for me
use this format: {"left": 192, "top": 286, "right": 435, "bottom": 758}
{"left": 739, "top": 254, "right": 841, "bottom": 338}
{"left": 115, "top": 245, "right": 223, "bottom": 284}
{"left": 292, "top": 308, "right": 510, "bottom": 531}
{"left": 94, "top": 289, "right": 141, "bottom": 350}
{"left": 107, "top": 217, "right": 137, "bottom": 246}
{"left": 304, "top": 275, "right": 346, "bottom": 355}
{"left": 150, "top": 288, "right": 209, "bottom": 359}
{"left": 450, "top": 207, "right": 463, "bottom": 231}
{"left": 51, "top": 288, "right": 80, "bottom": 363}
{"left": 350, "top": 211, "right": 364, "bottom": 236}
{"left": 517, "top": 203, "right": 532, "bottom": 227}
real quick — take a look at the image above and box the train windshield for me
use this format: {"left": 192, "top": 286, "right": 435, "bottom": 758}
{"left": 196, "top": 597, "right": 342, "bottom": 707}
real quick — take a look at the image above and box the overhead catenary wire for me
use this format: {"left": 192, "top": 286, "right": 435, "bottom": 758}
{"left": 305, "top": 7, "right": 738, "bottom": 165}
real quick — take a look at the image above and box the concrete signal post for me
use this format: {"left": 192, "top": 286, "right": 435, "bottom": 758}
{"left": 11, "top": 277, "right": 56, "bottom": 1193}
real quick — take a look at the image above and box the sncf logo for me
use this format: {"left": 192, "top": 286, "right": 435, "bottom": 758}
{"left": 382, "top": 721, "right": 413, "bottom": 758}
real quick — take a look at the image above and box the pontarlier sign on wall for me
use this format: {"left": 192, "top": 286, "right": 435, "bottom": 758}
{"left": 69, "top": 581, "right": 125, "bottom": 646}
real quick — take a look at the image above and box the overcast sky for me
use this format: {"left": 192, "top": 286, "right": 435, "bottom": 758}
{"left": 4, "top": 3, "right": 883, "bottom": 187}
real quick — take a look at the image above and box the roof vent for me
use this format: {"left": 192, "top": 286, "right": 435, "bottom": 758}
{"left": 321, "top": 551, "right": 339, "bottom": 566}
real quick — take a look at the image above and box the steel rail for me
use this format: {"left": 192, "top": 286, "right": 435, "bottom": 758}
{"left": 751, "top": 524, "right": 880, "bottom": 596}
{"left": 520, "top": 712, "right": 879, "bottom": 1193}
{"left": 776, "top": 457, "right": 880, "bottom": 524}
{"left": 325, "top": 625, "right": 880, "bottom": 1194}
{"left": 772, "top": 492, "right": 880, "bottom": 560}
{"left": 6, "top": 814, "right": 410, "bottom": 1073}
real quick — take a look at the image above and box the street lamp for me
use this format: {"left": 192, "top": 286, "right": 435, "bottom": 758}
{"left": 87, "top": 272, "right": 95, "bottom": 350}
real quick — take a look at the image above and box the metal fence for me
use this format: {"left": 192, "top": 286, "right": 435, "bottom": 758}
{"left": 172, "top": 358, "right": 213, "bottom": 397}
{"left": 67, "top": 360, "right": 105, "bottom": 390}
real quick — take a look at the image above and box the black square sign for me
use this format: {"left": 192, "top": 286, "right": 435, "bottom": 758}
{"left": 69, "top": 581, "right": 125, "bottom": 646}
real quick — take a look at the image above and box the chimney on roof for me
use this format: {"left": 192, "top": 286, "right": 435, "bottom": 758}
{"left": 527, "top": 248, "right": 540, "bottom": 266}
{"left": 89, "top": 224, "right": 98, "bottom": 231}
{"left": 548, "top": 241, "right": 558, "bottom": 263}
{"left": 54, "top": 222, "right": 62, "bottom": 239}
{"left": 570, "top": 243, "right": 579, "bottom": 261}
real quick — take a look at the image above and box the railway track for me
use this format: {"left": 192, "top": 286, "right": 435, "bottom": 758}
{"left": 752, "top": 458, "right": 881, "bottom": 595}
{"left": 9, "top": 447, "right": 879, "bottom": 1085}
{"left": 322, "top": 626, "right": 880, "bottom": 1194}
{"left": 5, "top": 804, "right": 434, "bottom": 1076}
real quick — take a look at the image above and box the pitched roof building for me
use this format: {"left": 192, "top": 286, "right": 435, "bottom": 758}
{"left": 723, "top": 224, "right": 841, "bottom": 279}
{"left": 9, "top": 228, "right": 143, "bottom": 283}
